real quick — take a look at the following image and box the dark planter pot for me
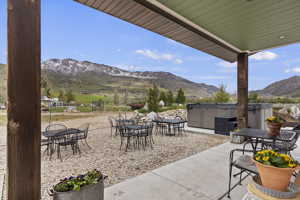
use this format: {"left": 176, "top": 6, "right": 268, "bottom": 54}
{"left": 267, "top": 122, "right": 282, "bottom": 137}
{"left": 50, "top": 179, "right": 104, "bottom": 200}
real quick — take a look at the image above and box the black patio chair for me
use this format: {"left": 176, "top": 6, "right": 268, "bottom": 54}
{"left": 137, "top": 123, "right": 154, "bottom": 150}
{"left": 44, "top": 124, "right": 68, "bottom": 159}
{"left": 119, "top": 125, "right": 138, "bottom": 152}
{"left": 219, "top": 149, "right": 258, "bottom": 199}
{"left": 154, "top": 117, "right": 167, "bottom": 135}
{"left": 262, "top": 130, "right": 299, "bottom": 155}
{"left": 45, "top": 123, "right": 68, "bottom": 132}
{"left": 131, "top": 114, "right": 142, "bottom": 125}
{"left": 53, "top": 134, "right": 79, "bottom": 161}
{"left": 72, "top": 123, "right": 91, "bottom": 149}
{"left": 41, "top": 138, "right": 52, "bottom": 156}
{"left": 173, "top": 116, "right": 185, "bottom": 136}
{"left": 108, "top": 116, "right": 119, "bottom": 136}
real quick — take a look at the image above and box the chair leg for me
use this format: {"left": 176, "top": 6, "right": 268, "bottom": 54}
{"left": 149, "top": 137, "right": 153, "bottom": 149}
{"left": 227, "top": 164, "right": 233, "bottom": 198}
{"left": 120, "top": 137, "right": 123, "bottom": 150}
{"left": 57, "top": 145, "right": 63, "bottom": 162}
{"left": 84, "top": 139, "right": 92, "bottom": 149}
{"left": 71, "top": 144, "right": 75, "bottom": 155}
{"left": 125, "top": 137, "right": 130, "bottom": 152}
{"left": 151, "top": 136, "right": 154, "bottom": 144}
{"left": 239, "top": 169, "right": 243, "bottom": 185}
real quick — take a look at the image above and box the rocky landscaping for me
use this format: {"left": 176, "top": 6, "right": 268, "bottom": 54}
{"left": 135, "top": 109, "right": 187, "bottom": 122}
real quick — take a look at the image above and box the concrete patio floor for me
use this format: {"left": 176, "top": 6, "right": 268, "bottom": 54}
{"left": 104, "top": 142, "right": 247, "bottom": 200}
{"left": 104, "top": 136, "right": 300, "bottom": 200}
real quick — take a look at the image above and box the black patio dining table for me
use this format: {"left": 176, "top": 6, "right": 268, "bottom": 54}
{"left": 116, "top": 119, "right": 135, "bottom": 125}
{"left": 42, "top": 128, "right": 82, "bottom": 138}
{"left": 42, "top": 128, "right": 84, "bottom": 157}
{"left": 152, "top": 119, "right": 187, "bottom": 135}
{"left": 125, "top": 124, "right": 150, "bottom": 130}
{"left": 233, "top": 128, "right": 297, "bottom": 153}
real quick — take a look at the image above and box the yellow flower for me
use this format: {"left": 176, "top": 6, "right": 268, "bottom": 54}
{"left": 262, "top": 156, "right": 270, "bottom": 161}
{"left": 281, "top": 154, "right": 292, "bottom": 162}
{"left": 288, "top": 163, "right": 296, "bottom": 168}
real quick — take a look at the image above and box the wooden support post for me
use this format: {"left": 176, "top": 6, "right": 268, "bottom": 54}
{"left": 237, "top": 53, "right": 248, "bottom": 128}
{"left": 7, "top": 0, "right": 41, "bottom": 199}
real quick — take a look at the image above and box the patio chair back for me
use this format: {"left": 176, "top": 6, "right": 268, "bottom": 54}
{"left": 77, "top": 123, "right": 90, "bottom": 139}
{"left": 147, "top": 123, "right": 154, "bottom": 135}
{"left": 45, "top": 124, "right": 67, "bottom": 132}
{"left": 138, "top": 123, "right": 153, "bottom": 136}
{"left": 108, "top": 116, "right": 116, "bottom": 127}
{"left": 175, "top": 116, "right": 183, "bottom": 120}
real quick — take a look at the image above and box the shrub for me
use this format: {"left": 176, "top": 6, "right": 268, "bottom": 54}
{"left": 53, "top": 169, "right": 104, "bottom": 192}
{"left": 138, "top": 108, "right": 148, "bottom": 114}
{"left": 176, "top": 88, "right": 186, "bottom": 104}
{"left": 214, "top": 84, "right": 231, "bottom": 103}
{"left": 147, "top": 85, "right": 159, "bottom": 112}
{"left": 77, "top": 106, "right": 93, "bottom": 112}
{"left": 129, "top": 103, "right": 145, "bottom": 110}
{"left": 49, "top": 107, "right": 67, "bottom": 113}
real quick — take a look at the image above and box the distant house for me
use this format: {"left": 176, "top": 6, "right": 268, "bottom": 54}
{"left": 0, "top": 104, "right": 6, "bottom": 110}
{"left": 41, "top": 96, "right": 64, "bottom": 107}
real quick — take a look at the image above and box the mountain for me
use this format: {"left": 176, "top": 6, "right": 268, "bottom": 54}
{"left": 40, "top": 58, "right": 219, "bottom": 99}
{"left": 255, "top": 76, "right": 300, "bottom": 97}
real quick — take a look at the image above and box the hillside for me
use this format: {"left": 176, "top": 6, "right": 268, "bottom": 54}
{"left": 0, "top": 60, "right": 219, "bottom": 103}
{"left": 41, "top": 58, "right": 219, "bottom": 99}
{"left": 255, "top": 76, "right": 300, "bottom": 97}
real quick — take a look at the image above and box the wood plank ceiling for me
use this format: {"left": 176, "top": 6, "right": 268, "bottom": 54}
{"left": 74, "top": 0, "right": 240, "bottom": 62}
{"left": 74, "top": 0, "right": 300, "bottom": 62}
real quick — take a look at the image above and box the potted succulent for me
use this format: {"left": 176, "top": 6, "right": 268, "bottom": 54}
{"left": 265, "top": 116, "right": 284, "bottom": 136}
{"left": 254, "top": 150, "right": 299, "bottom": 191}
{"left": 49, "top": 169, "right": 106, "bottom": 200}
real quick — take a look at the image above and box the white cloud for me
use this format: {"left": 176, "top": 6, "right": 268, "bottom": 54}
{"left": 174, "top": 58, "right": 183, "bottom": 64}
{"left": 135, "top": 49, "right": 174, "bottom": 60}
{"left": 217, "top": 61, "right": 237, "bottom": 68}
{"left": 135, "top": 49, "right": 183, "bottom": 64}
{"left": 250, "top": 51, "right": 278, "bottom": 61}
{"left": 161, "top": 53, "right": 174, "bottom": 60}
{"left": 284, "top": 67, "right": 300, "bottom": 73}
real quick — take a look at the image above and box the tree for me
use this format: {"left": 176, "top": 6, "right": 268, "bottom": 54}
{"left": 65, "top": 90, "right": 75, "bottom": 103}
{"left": 176, "top": 88, "right": 186, "bottom": 104}
{"left": 123, "top": 89, "right": 128, "bottom": 105}
{"left": 147, "top": 85, "right": 159, "bottom": 112}
{"left": 45, "top": 88, "right": 52, "bottom": 98}
{"left": 214, "top": 84, "right": 230, "bottom": 103}
{"left": 58, "top": 90, "right": 65, "bottom": 101}
{"left": 159, "top": 91, "right": 167, "bottom": 104}
{"left": 249, "top": 93, "right": 260, "bottom": 103}
{"left": 166, "top": 90, "right": 174, "bottom": 106}
{"left": 113, "top": 90, "right": 120, "bottom": 106}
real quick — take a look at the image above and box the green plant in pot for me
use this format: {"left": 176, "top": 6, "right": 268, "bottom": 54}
{"left": 254, "top": 150, "right": 299, "bottom": 192}
{"left": 265, "top": 116, "right": 285, "bottom": 136}
{"left": 49, "top": 169, "right": 107, "bottom": 200}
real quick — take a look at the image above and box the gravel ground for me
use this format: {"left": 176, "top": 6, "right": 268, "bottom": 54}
{"left": 0, "top": 112, "right": 229, "bottom": 200}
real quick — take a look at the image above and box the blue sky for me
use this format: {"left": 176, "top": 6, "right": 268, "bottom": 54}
{"left": 1, "top": 0, "right": 300, "bottom": 92}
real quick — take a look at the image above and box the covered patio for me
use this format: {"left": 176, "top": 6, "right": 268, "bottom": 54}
{"left": 6, "top": 0, "right": 300, "bottom": 199}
